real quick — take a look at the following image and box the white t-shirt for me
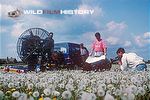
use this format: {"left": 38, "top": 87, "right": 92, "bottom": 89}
{"left": 80, "top": 48, "right": 88, "bottom": 56}
{"left": 120, "top": 53, "right": 145, "bottom": 71}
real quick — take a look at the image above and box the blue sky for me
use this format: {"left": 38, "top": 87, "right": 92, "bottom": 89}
{"left": 0, "top": 0, "right": 150, "bottom": 60}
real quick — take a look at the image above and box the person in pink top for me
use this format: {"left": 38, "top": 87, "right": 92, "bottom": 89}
{"left": 90, "top": 32, "right": 107, "bottom": 57}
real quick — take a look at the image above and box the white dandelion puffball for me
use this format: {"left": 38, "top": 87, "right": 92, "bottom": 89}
{"left": 43, "top": 88, "right": 51, "bottom": 96}
{"left": 97, "top": 89, "right": 105, "bottom": 97}
{"left": 8, "top": 82, "right": 14, "bottom": 88}
{"left": 27, "top": 83, "right": 34, "bottom": 89}
{"left": 52, "top": 91, "right": 60, "bottom": 96}
{"left": 18, "top": 93, "right": 27, "bottom": 100}
{"left": 59, "top": 83, "right": 65, "bottom": 89}
{"left": 128, "top": 93, "right": 135, "bottom": 100}
{"left": 143, "top": 85, "right": 148, "bottom": 90}
{"left": 33, "top": 91, "right": 39, "bottom": 97}
{"left": 137, "top": 87, "right": 145, "bottom": 96}
{"left": 68, "top": 78, "right": 74, "bottom": 84}
{"left": 29, "top": 96, "right": 34, "bottom": 100}
{"left": 148, "top": 84, "right": 150, "bottom": 90}
{"left": 65, "top": 83, "right": 74, "bottom": 91}
{"left": 98, "top": 83, "right": 106, "bottom": 90}
{"left": 43, "top": 97, "right": 51, "bottom": 100}
{"left": 128, "top": 85, "right": 137, "bottom": 94}
{"left": 107, "top": 84, "right": 114, "bottom": 90}
{"left": 80, "top": 92, "right": 90, "bottom": 100}
{"left": 104, "top": 93, "right": 114, "bottom": 100}
{"left": 62, "top": 91, "right": 72, "bottom": 99}
{"left": 81, "top": 92, "right": 96, "bottom": 100}
{"left": 0, "top": 90, "right": 4, "bottom": 99}
{"left": 121, "top": 93, "right": 135, "bottom": 100}
{"left": 12, "top": 91, "right": 20, "bottom": 98}
{"left": 90, "top": 93, "right": 97, "bottom": 100}
{"left": 114, "top": 89, "right": 121, "bottom": 96}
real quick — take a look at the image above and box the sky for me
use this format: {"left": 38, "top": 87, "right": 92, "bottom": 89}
{"left": 0, "top": 0, "right": 150, "bottom": 61}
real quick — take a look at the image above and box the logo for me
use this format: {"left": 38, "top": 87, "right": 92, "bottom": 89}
{"left": 8, "top": 9, "right": 21, "bottom": 18}
{"left": 8, "top": 9, "right": 95, "bottom": 18}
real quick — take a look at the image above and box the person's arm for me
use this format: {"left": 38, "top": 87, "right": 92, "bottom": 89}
{"left": 89, "top": 49, "right": 94, "bottom": 56}
{"left": 89, "top": 42, "right": 95, "bottom": 56}
{"left": 120, "top": 55, "right": 128, "bottom": 71}
{"left": 102, "top": 40, "right": 107, "bottom": 55}
{"left": 103, "top": 48, "right": 107, "bottom": 56}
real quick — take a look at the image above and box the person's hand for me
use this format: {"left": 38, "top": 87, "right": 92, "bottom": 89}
{"left": 89, "top": 51, "right": 93, "bottom": 56}
{"left": 89, "top": 53, "right": 92, "bottom": 56}
{"left": 118, "top": 61, "right": 122, "bottom": 65}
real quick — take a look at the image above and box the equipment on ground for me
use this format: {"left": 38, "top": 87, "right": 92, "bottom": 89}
{"left": 17, "top": 28, "right": 54, "bottom": 71}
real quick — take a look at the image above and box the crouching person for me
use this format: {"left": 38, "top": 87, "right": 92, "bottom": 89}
{"left": 116, "top": 48, "right": 147, "bottom": 71}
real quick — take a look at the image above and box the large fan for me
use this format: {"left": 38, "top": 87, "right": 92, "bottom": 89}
{"left": 17, "top": 28, "right": 54, "bottom": 66}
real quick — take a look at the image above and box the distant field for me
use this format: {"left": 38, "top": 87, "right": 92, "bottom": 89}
{"left": 1, "top": 63, "right": 150, "bottom": 70}
{"left": 111, "top": 64, "right": 150, "bottom": 71}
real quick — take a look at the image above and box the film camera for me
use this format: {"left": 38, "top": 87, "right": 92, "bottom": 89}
{"left": 110, "top": 56, "right": 121, "bottom": 64}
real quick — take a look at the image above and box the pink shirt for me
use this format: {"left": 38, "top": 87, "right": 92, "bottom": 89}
{"left": 92, "top": 39, "right": 106, "bottom": 52}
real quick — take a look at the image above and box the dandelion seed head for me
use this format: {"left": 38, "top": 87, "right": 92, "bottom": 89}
{"left": 104, "top": 93, "right": 114, "bottom": 100}
{"left": 62, "top": 91, "right": 72, "bottom": 99}
{"left": 27, "top": 83, "right": 34, "bottom": 89}
{"left": 8, "top": 82, "right": 14, "bottom": 88}
{"left": 33, "top": 91, "right": 39, "bottom": 97}
{"left": 97, "top": 89, "right": 105, "bottom": 96}
{"left": 43, "top": 88, "right": 51, "bottom": 96}
{"left": 43, "top": 97, "right": 51, "bottom": 100}
{"left": 12, "top": 91, "right": 20, "bottom": 98}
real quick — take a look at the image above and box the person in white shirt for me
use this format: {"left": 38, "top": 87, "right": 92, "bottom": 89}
{"left": 116, "top": 48, "right": 147, "bottom": 71}
{"left": 80, "top": 43, "right": 89, "bottom": 62}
